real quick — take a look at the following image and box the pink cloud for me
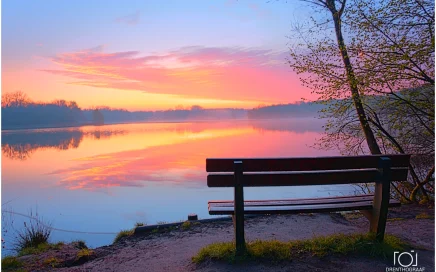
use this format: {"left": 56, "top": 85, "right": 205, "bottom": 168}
{"left": 43, "top": 46, "right": 314, "bottom": 103}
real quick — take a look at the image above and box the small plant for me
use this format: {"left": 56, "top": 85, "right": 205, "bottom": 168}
{"left": 135, "top": 222, "right": 145, "bottom": 227}
{"left": 113, "top": 229, "right": 134, "bottom": 244}
{"left": 13, "top": 209, "right": 52, "bottom": 254}
{"left": 43, "top": 256, "right": 60, "bottom": 267}
{"left": 54, "top": 241, "right": 65, "bottom": 247}
{"left": 341, "top": 212, "right": 363, "bottom": 220}
{"left": 72, "top": 240, "right": 87, "bottom": 249}
{"left": 416, "top": 213, "right": 433, "bottom": 219}
{"left": 387, "top": 218, "right": 404, "bottom": 221}
{"left": 2, "top": 256, "right": 23, "bottom": 270}
{"left": 75, "top": 248, "right": 96, "bottom": 265}
{"left": 181, "top": 221, "right": 191, "bottom": 230}
{"left": 77, "top": 248, "right": 95, "bottom": 259}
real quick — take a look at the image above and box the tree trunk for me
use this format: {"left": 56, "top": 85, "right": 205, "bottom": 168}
{"left": 326, "top": 0, "right": 381, "bottom": 155}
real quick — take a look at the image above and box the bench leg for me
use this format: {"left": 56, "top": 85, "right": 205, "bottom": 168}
{"left": 369, "top": 181, "right": 390, "bottom": 242}
{"left": 232, "top": 214, "right": 245, "bottom": 255}
{"left": 233, "top": 161, "right": 246, "bottom": 255}
{"left": 368, "top": 158, "right": 392, "bottom": 242}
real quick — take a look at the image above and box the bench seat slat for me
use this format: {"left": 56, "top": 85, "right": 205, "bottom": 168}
{"left": 209, "top": 195, "right": 376, "bottom": 207}
{"left": 208, "top": 199, "right": 401, "bottom": 215}
{"left": 206, "top": 155, "right": 410, "bottom": 172}
{"left": 209, "top": 193, "right": 374, "bottom": 204}
{"left": 208, "top": 168, "right": 408, "bottom": 187}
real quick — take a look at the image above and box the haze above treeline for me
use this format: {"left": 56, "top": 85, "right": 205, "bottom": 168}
{"left": 1, "top": 91, "right": 324, "bottom": 130}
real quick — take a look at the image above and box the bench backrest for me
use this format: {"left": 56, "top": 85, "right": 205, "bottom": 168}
{"left": 206, "top": 155, "right": 410, "bottom": 187}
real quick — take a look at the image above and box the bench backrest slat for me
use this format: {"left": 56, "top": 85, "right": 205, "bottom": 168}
{"left": 206, "top": 154, "right": 410, "bottom": 172}
{"left": 207, "top": 168, "right": 409, "bottom": 187}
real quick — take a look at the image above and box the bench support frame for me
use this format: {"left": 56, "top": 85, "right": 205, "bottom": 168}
{"left": 233, "top": 161, "right": 246, "bottom": 254}
{"left": 372, "top": 157, "right": 392, "bottom": 241}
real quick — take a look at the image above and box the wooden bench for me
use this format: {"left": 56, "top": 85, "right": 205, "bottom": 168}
{"left": 206, "top": 154, "right": 410, "bottom": 254}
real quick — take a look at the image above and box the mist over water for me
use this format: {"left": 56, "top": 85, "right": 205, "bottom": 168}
{"left": 2, "top": 119, "right": 358, "bottom": 254}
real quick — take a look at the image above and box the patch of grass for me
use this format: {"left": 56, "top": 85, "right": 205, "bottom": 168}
{"left": 135, "top": 222, "right": 145, "bottom": 227}
{"left": 192, "top": 233, "right": 407, "bottom": 264}
{"left": 341, "top": 212, "right": 363, "bottom": 220}
{"left": 181, "top": 221, "right": 191, "bottom": 230}
{"left": 167, "top": 226, "right": 177, "bottom": 231}
{"left": 55, "top": 241, "right": 65, "bottom": 247}
{"left": 113, "top": 229, "right": 134, "bottom": 244}
{"left": 1, "top": 256, "right": 23, "bottom": 270}
{"left": 387, "top": 217, "right": 404, "bottom": 221}
{"left": 72, "top": 240, "right": 88, "bottom": 249}
{"left": 77, "top": 248, "right": 95, "bottom": 259}
{"left": 151, "top": 228, "right": 159, "bottom": 233}
{"left": 43, "top": 256, "right": 61, "bottom": 267}
{"left": 416, "top": 212, "right": 434, "bottom": 219}
{"left": 18, "top": 241, "right": 63, "bottom": 256}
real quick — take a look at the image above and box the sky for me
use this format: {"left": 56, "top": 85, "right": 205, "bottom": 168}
{"left": 2, "top": 0, "right": 318, "bottom": 111}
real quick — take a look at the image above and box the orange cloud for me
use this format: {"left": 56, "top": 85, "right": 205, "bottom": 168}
{"left": 42, "top": 46, "right": 314, "bottom": 104}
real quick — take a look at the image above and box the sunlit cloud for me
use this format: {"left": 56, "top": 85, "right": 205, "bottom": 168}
{"left": 42, "top": 46, "right": 312, "bottom": 104}
{"left": 115, "top": 11, "right": 141, "bottom": 25}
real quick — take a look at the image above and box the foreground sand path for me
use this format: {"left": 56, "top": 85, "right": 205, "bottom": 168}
{"left": 59, "top": 205, "right": 434, "bottom": 272}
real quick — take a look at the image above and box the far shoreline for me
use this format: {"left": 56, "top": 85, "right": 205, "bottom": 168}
{"left": 1, "top": 116, "right": 319, "bottom": 132}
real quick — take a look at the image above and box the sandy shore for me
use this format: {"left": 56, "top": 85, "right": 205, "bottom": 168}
{"left": 13, "top": 204, "right": 435, "bottom": 272}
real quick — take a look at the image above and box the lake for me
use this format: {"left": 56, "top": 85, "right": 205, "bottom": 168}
{"left": 1, "top": 118, "right": 358, "bottom": 254}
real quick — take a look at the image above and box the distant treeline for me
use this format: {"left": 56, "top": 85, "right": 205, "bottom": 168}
{"left": 247, "top": 102, "right": 325, "bottom": 119}
{"left": 1, "top": 91, "right": 322, "bottom": 130}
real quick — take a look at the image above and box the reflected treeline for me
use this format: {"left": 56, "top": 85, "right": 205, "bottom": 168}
{"left": 250, "top": 118, "right": 325, "bottom": 133}
{"left": 2, "top": 129, "right": 126, "bottom": 160}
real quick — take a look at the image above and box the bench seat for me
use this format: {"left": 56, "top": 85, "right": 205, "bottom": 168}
{"left": 208, "top": 194, "right": 401, "bottom": 215}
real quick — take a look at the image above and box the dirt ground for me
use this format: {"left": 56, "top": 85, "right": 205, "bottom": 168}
{"left": 15, "top": 204, "right": 435, "bottom": 272}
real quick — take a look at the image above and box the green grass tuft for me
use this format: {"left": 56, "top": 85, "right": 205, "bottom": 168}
{"left": 77, "top": 248, "right": 95, "bottom": 259}
{"left": 72, "top": 240, "right": 87, "bottom": 249}
{"left": 2, "top": 256, "right": 24, "bottom": 270}
{"left": 181, "top": 221, "right": 191, "bottom": 230}
{"left": 43, "top": 256, "right": 61, "bottom": 267}
{"left": 135, "top": 222, "right": 145, "bottom": 227}
{"left": 18, "top": 241, "right": 63, "bottom": 256}
{"left": 13, "top": 210, "right": 52, "bottom": 254}
{"left": 415, "top": 213, "right": 434, "bottom": 219}
{"left": 192, "top": 233, "right": 407, "bottom": 264}
{"left": 113, "top": 229, "right": 134, "bottom": 244}
{"left": 387, "top": 218, "right": 404, "bottom": 221}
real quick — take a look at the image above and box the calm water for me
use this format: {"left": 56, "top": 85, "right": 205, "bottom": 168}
{"left": 2, "top": 118, "right": 357, "bottom": 254}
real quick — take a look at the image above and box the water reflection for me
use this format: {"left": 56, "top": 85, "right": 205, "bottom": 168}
{"left": 2, "top": 119, "right": 323, "bottom": 161}
{"left": 1, "top": 128, "right": 126, "bottom": 160}
{"left": 249, "top": 118, "right": 324, "bottom": 133}
{"left": 2, "top": 119, "right": 327, "bottom": 191}
{"left": 2, "top": 119, "right": 340, "bottom": 251}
